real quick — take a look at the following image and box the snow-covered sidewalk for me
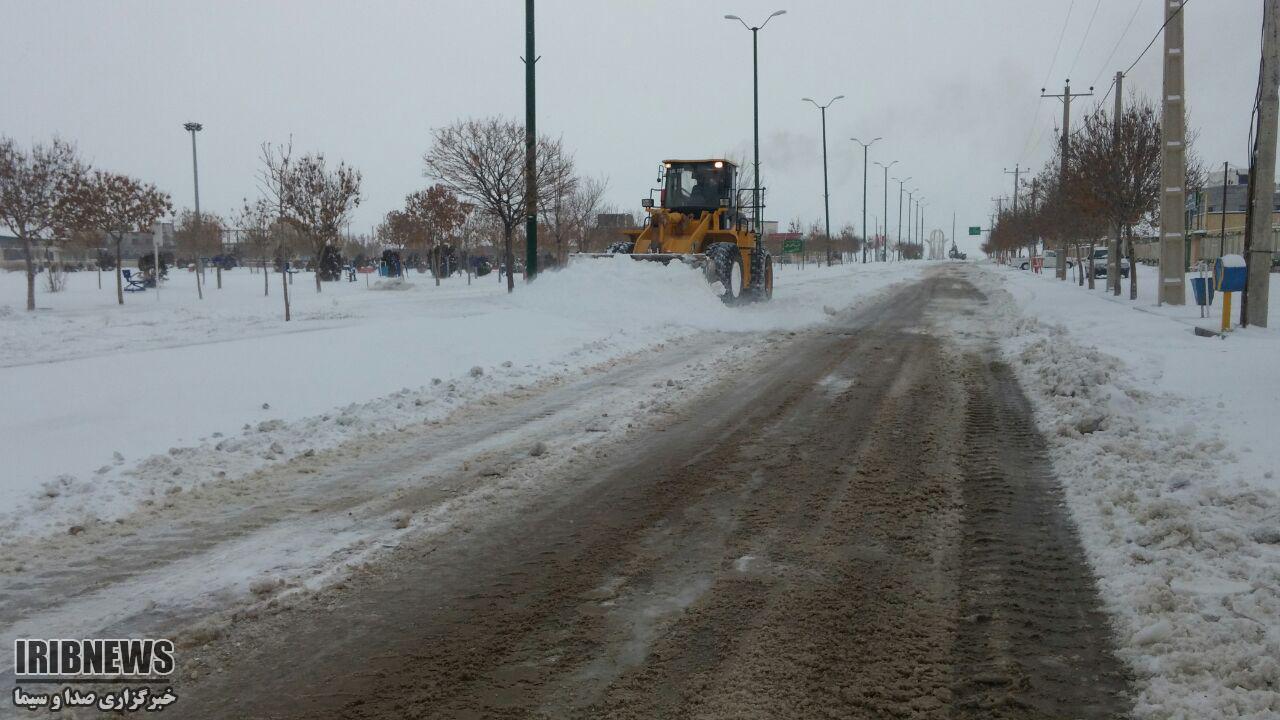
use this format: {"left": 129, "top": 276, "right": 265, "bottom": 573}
{"left": 0, "top": 260, "right": 923, "bottom": 542}
{"left": 968, "top": 263, "right": 1280, "bottom": 719}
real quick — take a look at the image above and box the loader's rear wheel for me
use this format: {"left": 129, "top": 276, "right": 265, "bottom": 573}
{"left": 704, "top": 242, "right": 746, "bottom": 304}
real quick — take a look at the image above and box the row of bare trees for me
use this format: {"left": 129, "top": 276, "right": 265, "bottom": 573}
{"left": 985, "top": 95, "right": 1204, "bottom": 298}
{"left": 4, "top": 118, "right": 614, "bottom": 310}
{"left": 0, "top": 137, "right": 174, "bottom": 309}
{"left": 422, "top": 116, "right": 613, "bottom": 292}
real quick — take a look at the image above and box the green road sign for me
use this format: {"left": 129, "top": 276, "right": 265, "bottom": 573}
{"left": 968, "top": 226, "right": 981, "bottom": 236}
{"left": 782, "top": 238, "right": 804, "bottom": 254}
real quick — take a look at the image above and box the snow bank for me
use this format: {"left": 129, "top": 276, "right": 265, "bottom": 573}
{"left": 967, "top": 264, "right": 1280, "bottom": 719}
{"left": 0, "top": 261, "right": 923, "bottom": 541}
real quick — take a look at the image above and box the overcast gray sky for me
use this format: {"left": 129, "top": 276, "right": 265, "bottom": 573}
{"left": 0, "top": 0, "right": 1265, "bottom": 255}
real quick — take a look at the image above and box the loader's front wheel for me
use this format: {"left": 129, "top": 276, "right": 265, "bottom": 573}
{"left": 705, "top": 242, "right": 746, "bottom": 304}
{"left": 750, "top": 250, "right": 774, "bottom": 302}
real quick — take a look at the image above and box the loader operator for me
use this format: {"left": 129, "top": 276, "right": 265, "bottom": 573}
{"left": 686, "top": 166, "right": 722, "bottom": 208}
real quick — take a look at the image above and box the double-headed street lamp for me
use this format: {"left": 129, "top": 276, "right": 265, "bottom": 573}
{"left": 852, "top": 137, "right": 881, "bottom": 264}
{"left": 802, "top": 95, "right": 843, "bottom": 263}
{"left": 873, "top": 160, "right": 897, "bottom": 264}
{"left": 725, "top": 9, "right": 786, "bottom": 244}
{"left": 893, "top": 176, "right": 911, "bottom": 262}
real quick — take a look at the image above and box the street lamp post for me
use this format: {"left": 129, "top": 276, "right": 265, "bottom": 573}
{"left": 907, "top": 189, "right": 919, "bottom": 261}
{"left": 853, "top": 137, "right": 882, "bottom": 264}
{"left": 184, "top": 122, "right": 203, "bottom": 299}
{"left": 803, "top": 95, "right": 844, "bottom": 265}
{"left": 893, "top": 176, "right": 911, "bottom": 262}
{"left": 726, "top": 10, "right": 786, "bottom": 245}
{"left": 874, "top": 160, "right": 897, "bottom": 264}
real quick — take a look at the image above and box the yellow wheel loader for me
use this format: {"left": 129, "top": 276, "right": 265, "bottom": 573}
{"left": 584, "top": 159, "right": 773, "bottom": 303}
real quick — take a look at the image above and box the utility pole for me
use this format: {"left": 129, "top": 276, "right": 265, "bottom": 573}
{"left": 184, "top": 122, "right": 203, "bottom": 300}
{"left": 1004, "top": 164, "right": 1021, "bottom": 256}
{"left": 523, "top": 0, "right": 538, "bottom": 284}
{"left": 1158, "top": 0, "right": 1188, "bottom": 304}
{"left": 855, "top": 138, "right": 883, "bottom": 264}
{"left": 1244, "top": 0, "right": 1279, "bottom": 327}
{"left": 1030, "top": 176, "right": 1040, "bottom": 261}
{"left": 1219, "top": 161, "right": 1229, "bottom": 259}
{"left": 1112, "top": 71, "right": 1124, "bottom": 295}
{"left": 1042, "top": 80, "right": 1093, "bottom": 279}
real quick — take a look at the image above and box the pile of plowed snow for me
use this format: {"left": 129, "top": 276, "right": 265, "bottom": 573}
{"left": 517, "top": 257, "right": 906, "bottom": 333}
{"left": 0, "top": 261, "right": 925, "bottom": 542}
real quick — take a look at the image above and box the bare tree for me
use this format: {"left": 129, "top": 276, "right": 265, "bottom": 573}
{"left": 260, "top": 142, "right": 361, "bottom": 293}
{"left": 235, "top": 198, "right": 276, "bottom": 296}
{"left": 1070, "top": 97, "right": 1161, "bottom": 298}
{"left": 174, "top": 208, "right": 226, "bottom": 294}
{"left": 404, "top": 184, "right": 470, "bottom": 284}
{"left": 0, "top": 137, "right": 86, "bottom": 310}
{"left": 567, "top": 175, "right": 609, "bottom": 257}
{"left": 424, "top": 117, "right": 574, "bottom": 292}
{"left": 537, "top": 169, "right": 580, "bottom": 267}
{"left": 65, "top": 170, "right": 172, "bottom": 305}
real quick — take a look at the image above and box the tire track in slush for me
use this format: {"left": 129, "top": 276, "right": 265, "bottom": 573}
{"left": 175, "top": 268, "right": 1132, "bottom": 719}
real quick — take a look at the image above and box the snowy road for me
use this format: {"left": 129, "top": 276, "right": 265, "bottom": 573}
{"left": 159, "top": 267, "right": 1131, "bottom": 719}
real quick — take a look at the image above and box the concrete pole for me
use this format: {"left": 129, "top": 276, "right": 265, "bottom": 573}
{"left": 1158, "top": 0, "right": 1188, "bottom": 304}
{"left": 1112, "top": 71, "right": 1124, "bottom": 295}
{"left": 1004, "top": 164, "right": 1020, "bottom": 258}
{"left": 1244, "top": 0, "right": 1279, "bottom": 327}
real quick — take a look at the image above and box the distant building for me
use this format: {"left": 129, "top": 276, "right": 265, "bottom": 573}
{"left": 585, "top": 213, "right": 638, "bottom": 252}
{"left": 0, "top": 223, "right": 176, "bottom": 271}
{"left": 1189, "top": 165, "right": 1280, "bottom": 234}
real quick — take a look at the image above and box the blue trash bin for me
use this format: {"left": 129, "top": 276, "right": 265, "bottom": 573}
{"left": 1215, "top": 255, "right": 1247, "bottom": 292}
{"left": 1191, "top": 277, "right": 1214, "bottom": 306}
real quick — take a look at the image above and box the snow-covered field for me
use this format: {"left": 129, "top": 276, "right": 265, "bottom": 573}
{"left": 967, "top": 263, "right": 1280, "bottom": 719}
{"left": 0, "top": 261, "right": 923, "bottom": 541}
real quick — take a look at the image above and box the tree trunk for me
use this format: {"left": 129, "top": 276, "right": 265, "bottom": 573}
{"left": 1057, "top": 239, "right": 1067, "bottom": 280}
{"left": 1111, "top": 224, "right": 1121, "bottom": 296}
{"left": 216, "top": 265, "right": 222, "bottom": 290}
{"left": 115, "top": 240, "right": 124, "bottom": 305}
{"left": 282, "top": 258, "right": 291, "bottom": 321}
{"left": 195, "top": 256, "right": 203, "bottom": 300}
{"left": 1087, "top": 242, "right": 1095, "bottom": 289}
{"left": 432, "top": 242, "right": 441, "bottom": 287}
{"left": 504, "top": 226, "right": 515, "bottom": 293}
{"left": 264, "top": 259, "right": 269, "bottom": 296}
{"left": 22, "top": 237, "right": 35, "bottom": 311}
{"left": 1126, "top": 227, "right": 1138, "bottom": 300}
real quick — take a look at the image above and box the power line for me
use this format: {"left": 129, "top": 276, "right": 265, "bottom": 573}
{"left": 1091, "top": 0, "right": 1144, "bottom": 89}
{"left": 1067, "top": 0, "right": 1103, "bottom": 79}
{"left": 1018, "top": 2, "right": 1080, "bottom": 162}
{"left": 1094, "top": 0, "right": 1192, "bottom": 115}
{"left": 1125, "top": 0, "right": 1189, "bottom": 76}
{"left": 1041, "top": 0, "right": 1077, "bottom": 89}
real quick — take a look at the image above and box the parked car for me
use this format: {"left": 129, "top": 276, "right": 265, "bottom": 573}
{"left": 1019, "top": 251, "right": 1074, "bottom": 271}
{"left": 1091, "top": 247, "right": 1130, "bottom": 278}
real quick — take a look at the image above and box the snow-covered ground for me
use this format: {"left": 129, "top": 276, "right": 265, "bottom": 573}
{"left": 966, "top": 263, "right": 1280, "bottom": 719}
{"left": 0, "top": 260, "right": 923, "bottom": 542}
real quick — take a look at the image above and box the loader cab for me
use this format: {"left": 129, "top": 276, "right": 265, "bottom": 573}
{"left": 661, "top": 160, "right": 736, "bottom": 214}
